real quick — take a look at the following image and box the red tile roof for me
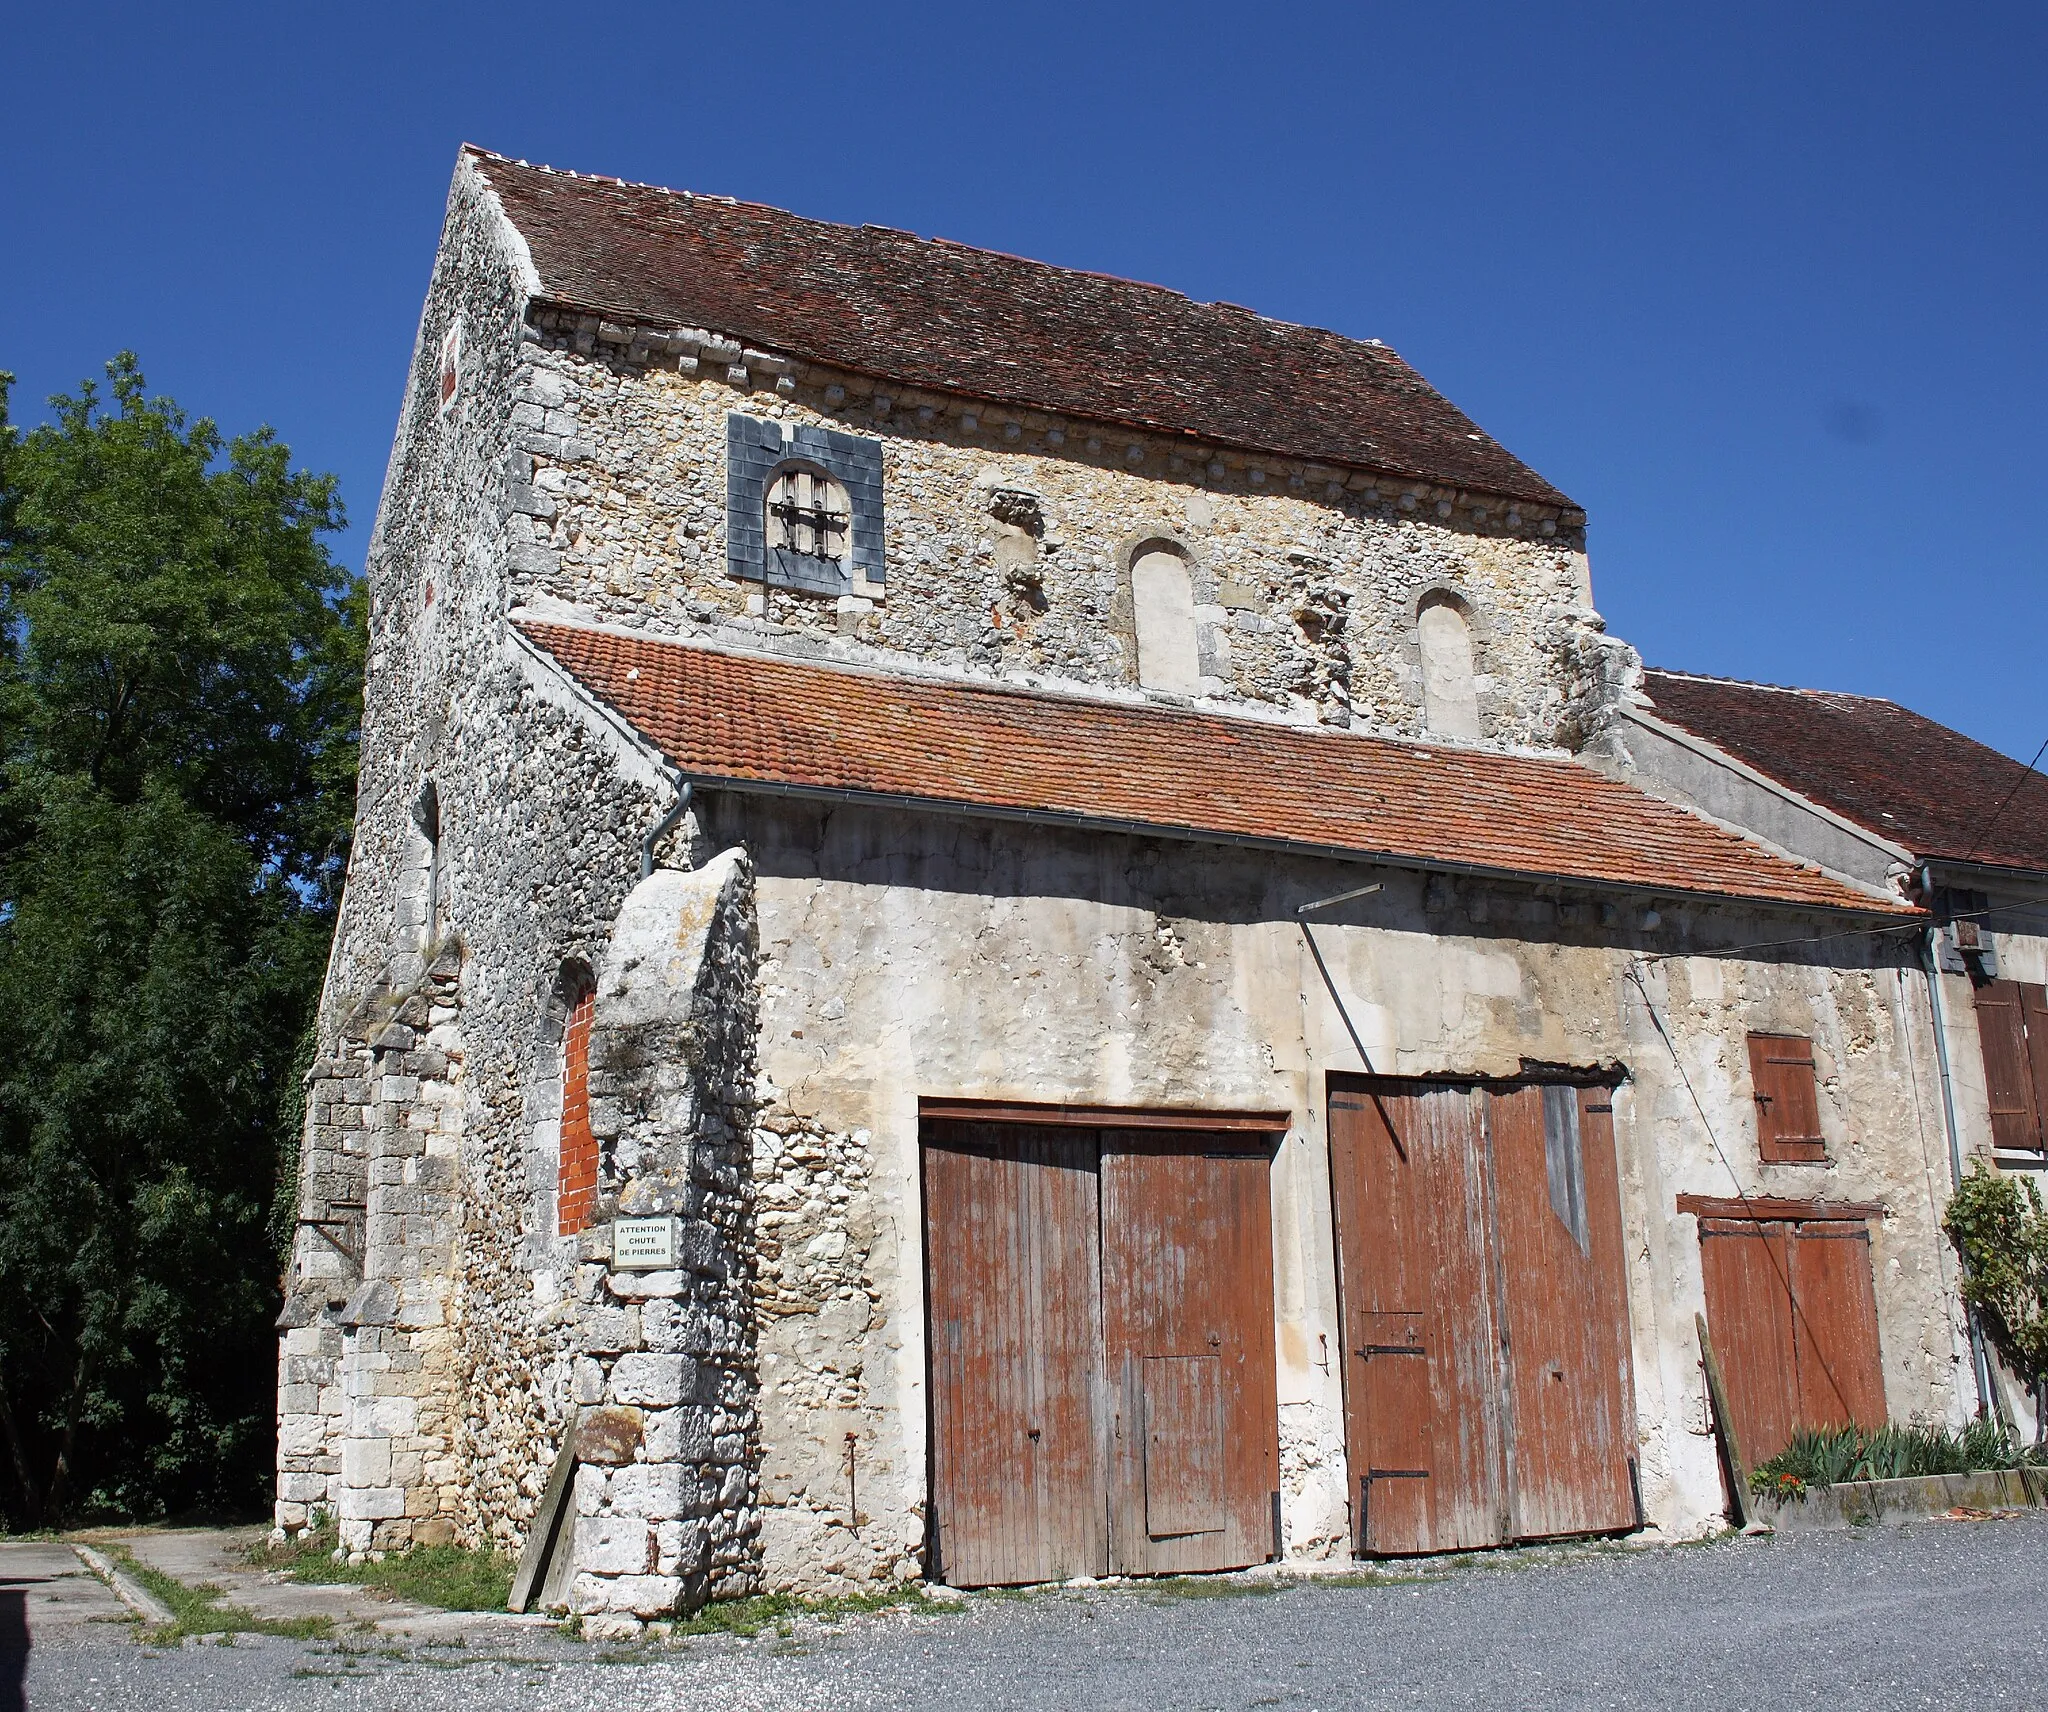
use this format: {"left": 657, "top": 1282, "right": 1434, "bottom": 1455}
{"left": 1642, "top": 670, "right": 2048, "bottom": 877}
{"left": 465, "top": 148, "right": 1572, "bottom": 510}
{"left": 517, "top": 620, "right": 1908, "bottom": 916}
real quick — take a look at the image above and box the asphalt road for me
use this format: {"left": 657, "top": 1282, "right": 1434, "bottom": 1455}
{"left": 12, "top": 1512, "right": 2048, "bottom": 1711}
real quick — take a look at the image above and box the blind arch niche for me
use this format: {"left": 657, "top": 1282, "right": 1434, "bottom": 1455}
{"left": 1130, "top": 542, "right": 1201, "bottom": 694}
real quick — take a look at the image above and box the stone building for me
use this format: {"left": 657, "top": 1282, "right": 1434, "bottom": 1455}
{"left": 276, "top": 146, "right": 2006, "bottom": 1628}
{"left": 1608, "top": 670, "right": 2048, "bottom": 1437}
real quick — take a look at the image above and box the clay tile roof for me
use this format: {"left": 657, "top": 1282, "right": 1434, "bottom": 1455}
{"left": 517, "top": 620, "right": 1909, "bottom": 916}
{"left": 1642, "top": 669, "right": 2048, "bottom": 877}
{"left": 464, "top": 147, "right": 1572, "bottom": 510}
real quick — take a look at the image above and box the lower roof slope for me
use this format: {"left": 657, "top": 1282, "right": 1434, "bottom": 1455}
{"left": 465, "top": 148, "right": 1571, "bottom": 509}
{"left": 519, "top": 620, "right": 1905, "bottom": 917}
{"left": 1642, "top": 670, "right": 2048, "bottom": 877}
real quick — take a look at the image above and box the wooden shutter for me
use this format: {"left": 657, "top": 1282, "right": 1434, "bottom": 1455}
{"left": 1975, "top": 981, "right": 2044, "bottom": 1153}
{"left": 2025, "top": 986, "right": 2048, "bottom": 1155}
{"left": 1747, "top": 1033, "right": 1827, "bottom": 1164}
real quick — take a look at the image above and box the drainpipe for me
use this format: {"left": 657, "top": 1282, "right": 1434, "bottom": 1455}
{"left": 1920, "top": 861, "right": 1995, "bottom": 1419}
{"left": 639, "top": 771, "right": 693, "bottom": 882}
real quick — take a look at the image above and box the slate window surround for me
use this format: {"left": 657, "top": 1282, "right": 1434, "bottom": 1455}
{"left": 727, "top": 413, "right": 886, "bottom": 599}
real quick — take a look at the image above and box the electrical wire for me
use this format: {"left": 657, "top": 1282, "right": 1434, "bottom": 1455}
{"left": 1960, "top": 734, "right": 2048, "bottom": 869}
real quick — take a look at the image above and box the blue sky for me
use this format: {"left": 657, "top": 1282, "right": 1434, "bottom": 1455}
{"left": 5, "top": 2, "right": 2042, "bottom": 759}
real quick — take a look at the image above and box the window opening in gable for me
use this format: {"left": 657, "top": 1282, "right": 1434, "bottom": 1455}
{"left": 437, "top": 321, "right": 461, "bottom": 414}
{"left": 1417, "top": 593, "right": 1480, "bottom": 740}
{"left": 1130, "top": 542, "right": 1201, "bottom": 694}
{"left": 1747, "top": 1032, "right": 1827, "bottom": 1164}
{"left": 766, "top": 463, "right": 850, "bottom": 581}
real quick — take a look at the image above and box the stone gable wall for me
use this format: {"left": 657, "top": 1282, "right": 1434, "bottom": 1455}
{"left": 500, "top": 308, "right": 1628, "bottom": 747}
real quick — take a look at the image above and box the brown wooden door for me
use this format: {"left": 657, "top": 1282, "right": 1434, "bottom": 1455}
{"left": 1697, "top": 1215, "right": 1886, "bottom": 1465}
{"left": 923, "top": 1122, "right": 1108, "bottom": 1586}
{"left": 1787, "top": 1221, "right": 1888, "bottom": 1432}
{"left": 1099, "top": 1135, "right": 1280, "bottom": 1575}
{"left": 1491, "top": 1086, "right": 1640, "bottom": 1538}
{"left": 1329, "top": 1081, "right": 1509, "bottom": 1554}
{"left": 1698, "top": 1219, "right": 1798, "bottom": 1465}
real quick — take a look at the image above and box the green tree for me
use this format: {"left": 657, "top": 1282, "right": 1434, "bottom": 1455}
{"left": 0, "top": 356, "right": 362, "bottom": 1526}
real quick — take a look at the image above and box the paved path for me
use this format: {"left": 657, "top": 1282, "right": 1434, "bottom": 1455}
{"left": 8, "top": 1512, "right": 2048, "bottom": 1711}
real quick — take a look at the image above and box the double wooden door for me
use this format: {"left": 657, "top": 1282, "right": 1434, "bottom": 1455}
{"left": 1329, "top": 1078, "right": 1639, "bottom": 1554}
{"left": 1697, "top": 1214, "right": 1886, "bottom": 1465}
{"left": 923, "top": 1120, "right": 1280, "bottom": 1587}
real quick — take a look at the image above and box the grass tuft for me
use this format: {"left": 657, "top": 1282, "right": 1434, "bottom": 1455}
{"left": 256, "top": 1525, "right": 515, "bottom": 1611}
{"left": 669, "top": 1584, "right": 955, "bottom": 1637}
{"left": 109, "top": 1547, "right": 333, "bottom": 1642}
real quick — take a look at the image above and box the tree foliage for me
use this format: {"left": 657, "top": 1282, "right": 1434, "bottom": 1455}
{"left": 0, "top": 356, "right": 362, "bottom": 1525}
{"left": 1944, "top": 1160, "right": 2048, "bottom": 1433}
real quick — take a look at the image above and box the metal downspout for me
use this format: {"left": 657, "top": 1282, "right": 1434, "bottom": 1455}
{"left": 640, "top": 773, "right": 693, "bottom": 882}
{"left": 1920, "top": 861, "right": 1995, "bottom": 1418}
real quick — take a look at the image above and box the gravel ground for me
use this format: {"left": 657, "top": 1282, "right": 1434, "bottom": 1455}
{"left": 15, "top": 1512, "right": 2048, "bottom": 1711}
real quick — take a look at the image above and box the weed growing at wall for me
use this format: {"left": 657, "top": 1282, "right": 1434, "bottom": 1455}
{"left": 1943, "top": 1163, "right": 2048, "bottom": 1430}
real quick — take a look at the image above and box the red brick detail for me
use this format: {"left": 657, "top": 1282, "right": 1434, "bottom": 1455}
{"left": 558, "top": 986, "right": 598, "bottom": 1237}
{"left": 517, "top": 621, "right": 1912, "bottom": 917}
{"left": 464, "top": 147, "right": 1572, "bottom": 509}
{"left": 1642, "top": 669, "right": 2048, "bottom": 875}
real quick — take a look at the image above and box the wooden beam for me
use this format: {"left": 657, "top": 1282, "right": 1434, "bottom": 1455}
{"left": 1696, "top": 1312, "right": 1749, "bottom": 1530}
{"left": 919, "top": 1099, "right": 1291, "bottom": 1134}
{"left": 507, "top": 1406, "right": 579, "bottom": 1614}
{"left": 1677, "top": 1194, "right": 1884, "bottom": 1223}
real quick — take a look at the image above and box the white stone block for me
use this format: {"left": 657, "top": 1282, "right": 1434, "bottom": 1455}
{"left": 609, "top": 1353, "right": 689, "bottom": 1406}
{"left": 366, "top": 1395, "right": 418, "bottom": 1437}
{"left": 606, "top": 1268, "right": 685, "bottom": 1300}
{"left": 608, "top": 1464, "right": 687, "bottom": 1521}
{"left": 575, "top": 1515, "right": 656, "bottom": 1576}
{"left": 342, "top": 1485, "right": 406, "bottom": 1521}
{"left": 342, "top": 1437, "right": 392, "bottom": 1488}
{"left": 280, "top": 1472, "right": 330, "bottom": 1504}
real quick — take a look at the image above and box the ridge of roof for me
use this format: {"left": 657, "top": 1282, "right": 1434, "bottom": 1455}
{"left": 459, "top": 146, "right": 1572, "bottom": 510}
{"left": 514, "top": 618, "right": 1909, "bottom": 918}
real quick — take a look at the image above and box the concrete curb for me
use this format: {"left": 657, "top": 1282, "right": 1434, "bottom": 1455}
{"left": 1753, "top": 1466, "right": 2048, "bottom": 1533}
{"left": 72, "top": 1545, "right": 176, "bottom": 1626}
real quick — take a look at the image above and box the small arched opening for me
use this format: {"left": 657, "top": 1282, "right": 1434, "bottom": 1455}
{"left": 1417, "top": 592, "right": 1482, "bottom": 739}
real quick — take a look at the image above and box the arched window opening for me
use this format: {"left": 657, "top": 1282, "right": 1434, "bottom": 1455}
{"left": 765, "top": 463, "right": 851, "bottom": 589}
{"left": 557, "top": 982, "right": 599, "bottom": 1237}
{"left": 399, "top": 782, "right": 444, "bottom": 949}
{"left": 1130, "top": 543, "right": 1201, "bottom": 693}
{"left": 1417, "top": 594, "right": 1481, "bottom": 740}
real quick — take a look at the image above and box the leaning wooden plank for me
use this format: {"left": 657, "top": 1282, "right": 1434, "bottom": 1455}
{"left": 508, "top": 1406, "right": 580, "bottom": 1613}
{"left": 1696, "top": 1312, "right": 1750, "bottom": 1529}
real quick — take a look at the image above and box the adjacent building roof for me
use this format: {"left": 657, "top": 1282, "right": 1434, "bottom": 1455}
{"left": 518, "top": 619, "right": 1906, "bottom": 916}
{"left": 465, "top": 147, "right": 1573, "bottom": 510}
{"left": 1641, "top": 670, "right": 2048, "bottom": 878}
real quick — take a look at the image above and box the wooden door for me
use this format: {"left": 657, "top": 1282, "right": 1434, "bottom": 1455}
{"left": 1099, "top": 1135, "right": 1280, "bottom": 1575}
{"left": 1491, "top": 1085, "right": 1640, "bottom": 1538}
{"left": 1697, "top": 1215, "right": 1885, "bottom": 1465}
{"left": 1788, "top": 1221, "right": 1888, "bottom": 1432}
{"left": 1329, "top": 1081, "right": 1509, "bottom": 1554}
{"left": 923, "top": 1122, "right": 1108, "bottom": 1586}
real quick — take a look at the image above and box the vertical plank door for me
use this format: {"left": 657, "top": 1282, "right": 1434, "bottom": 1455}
{"left": 1098, "top": 1134, "right": 1280, "bottom": 1575}
{"left": 922, "top": 1121, "right": 1109, "bottom": 1586}
{"left": 1328, "top": 1080, "right": 1509, "bottom": 1554}
{"left": 1490, "top": 1085, "right": 1640, "bottom": 1538}
{"left": 1787, "top": 1220, "right": 1887, "bottom": 1432}
{"left": 1697, "top": 1218, "right": 1800, "bottom": 1466}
